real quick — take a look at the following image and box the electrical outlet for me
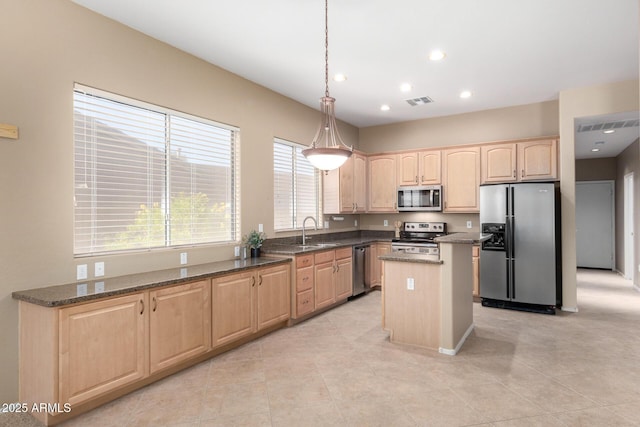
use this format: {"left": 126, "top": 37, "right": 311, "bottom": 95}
{"left": 94, "top": 262, "right": 105, "bottom": 277}
{"left": 180, "top": 252, "right": 188, "bottom": 265}
{"left": 234, "top": 246, "right": 240, "bottom": 257}
{"left": 76, "top": 264, "right": 87, "bottom": 280}
{"left": 384, "top": 219, "right": 389, "bottom": 226}
{"left": 354, "top": 219, "right": 358, "bottom": 227}
{"left": 258, "top": 223, "right": 264, "bottom": 232}
{"left": 324, "top": 221, "right": 329, "bottom": 228}
{"left": 407, "top": 277, "right": 415, "bottom": 290}
{"left": 467, "top": 221, "right": 472, "bottom": 229}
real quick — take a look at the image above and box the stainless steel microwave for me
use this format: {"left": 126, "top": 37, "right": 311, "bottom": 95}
{"left": 397, "top": 185, "right": 442, "bottom": 211}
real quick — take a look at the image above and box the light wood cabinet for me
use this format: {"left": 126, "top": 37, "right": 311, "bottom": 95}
{"left": 323, "top": 151, "right": 367, "bottom": 213}
{"left": 335, "top": 247, "right": 353, "bottom": 301}
{"left": 59, "top": 293, "right": 148, "bottom": 407}
{"left": 369, "top": 242, "right": 391, "bottom": 288}
{"left": 314, "top": 250, "right": 336, "bottom": 310}
{"left": 481, "top": 139, "right": 558, "bottom": 184}
{"left": 212, "top": 264, "right": 290, "bottom": 347}
{"left": 397, "top": 150, "right": 441, "bottom": 186}
{"left": 472, "top": 245, "right": 480, "bottom": 299}
{"left": 368, "top": 154, "right": 397, "bottom": 212}
{"left": 150, "top": 280, "right": 211, "bottom": 374}
{"left": 442, "top": 146, "right": 481, "bottom": 212}
{"left": 518, "top": 139, "right": 558, "bottom": 181}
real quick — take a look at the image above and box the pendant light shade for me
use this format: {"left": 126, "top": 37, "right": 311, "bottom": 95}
{"left": 302, "top": 0, "right": 352, "bottom": 171}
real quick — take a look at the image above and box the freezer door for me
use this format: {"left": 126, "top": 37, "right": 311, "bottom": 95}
{"left": 479, "top": 184, "right": 509, "bottom": 300}
{"left": 511, "top": 183, "right": 557, "bottom": 305}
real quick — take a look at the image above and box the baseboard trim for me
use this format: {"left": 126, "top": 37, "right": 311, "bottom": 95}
{"left": 439, "top": 322, "right": 474, "bottom": 356}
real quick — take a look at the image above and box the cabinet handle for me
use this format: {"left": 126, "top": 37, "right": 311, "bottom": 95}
{"left": 251, "top": 276, "right": 256, "bottom": 287}
{"left": 513, "top": 169, "right": 516, "bottom": 178}
{"left": 521, "top": 169, "right": 524, "bottom": 178}
{"left": 139, "top": 299, "right": 144, "bottom": 315}
{"left": 258, "top": 275, "right": 263, "bottom": 286}
{"left": 336, "top": 263, "right": 340, "bottom": 272}
{"left": 152, "top": 297, "right": 157, "bottom": 312}
{"left": 421, "top": 175, "right": 424, "bottom": 182}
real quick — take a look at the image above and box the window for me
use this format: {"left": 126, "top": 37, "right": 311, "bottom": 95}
{"left": 73, "top": 85, "right": 239, "bottom": 256}
{"left": 273, "top": 139, "right": 322, "bottom": 231}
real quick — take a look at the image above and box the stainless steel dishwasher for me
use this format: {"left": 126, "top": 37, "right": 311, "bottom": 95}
{"left": 352, "top": 244, "right": 370, "bottom": 296}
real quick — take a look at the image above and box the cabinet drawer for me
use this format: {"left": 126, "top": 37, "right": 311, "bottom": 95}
{"left": 296, "top": 289, "right": 314, "bottom": 316}
{"left": 296, "top": 266, "right": 314, "bottom": 292}
{"left": 314, "top": 250, "right": 334, "bottom": 264}
{"left": 296, "top": 254, "right": 314, "bottom": 268}
{"left": 472, "top": 246, "right": 480, "bottom": 257}
{"left": 335, "top": 247, "right": 352, "bottom": 260}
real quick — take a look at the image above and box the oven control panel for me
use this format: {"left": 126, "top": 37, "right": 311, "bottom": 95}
{"left": 403, "top": 222, "right": 446, "bottom": 233}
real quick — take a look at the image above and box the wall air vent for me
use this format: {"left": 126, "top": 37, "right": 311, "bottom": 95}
{"left": 405, "top": 96, "right": 434, "bottom": 107}
{"left": 577, "top": 119, "right": 640, "bottom": 132}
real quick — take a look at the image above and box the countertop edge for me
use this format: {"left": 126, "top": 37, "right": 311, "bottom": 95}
{"left": 378, "top": 253, "right": 443, "bottom": 264}
{"left": 262, "top": 238, "right": 392, "bottom": 255}
{"left": 12, "top": 257, "right": 292, "bottom": 308}
{"left": 434, "top": 232, "right": 492, "bottom": 244}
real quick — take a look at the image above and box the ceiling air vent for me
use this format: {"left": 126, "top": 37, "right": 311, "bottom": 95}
{"left": 405, "top": 96, "right": 434, "bottom": 107}
{"left": 577, "top": 119, "right": 640, "bottom": 132}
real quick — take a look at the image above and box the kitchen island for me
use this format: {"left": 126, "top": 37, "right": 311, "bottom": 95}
{"left": 380, "top": 232, "right": 490, "bottom": 355}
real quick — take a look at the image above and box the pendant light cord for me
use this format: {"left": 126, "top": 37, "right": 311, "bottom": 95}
{"left": 324, "top": 0, "right": 330, "bottom": 98}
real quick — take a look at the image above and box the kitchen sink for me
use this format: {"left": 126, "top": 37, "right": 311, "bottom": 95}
{"left": 297, "top": 242, "right": 339, "bottom": 249}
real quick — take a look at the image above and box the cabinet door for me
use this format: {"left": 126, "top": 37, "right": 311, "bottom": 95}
{"left": 149, "top": 280, "right": 211, "bottom": 374}
{"left": 335, "top": 256, "right": 353, "bottom": 301}
{"left": 518, "top": 139, "right": 558, "bottom": 181}
{"left": 442, "top": 147, "right": 481, "bottom": 212}
{"left": 257, "top": 264, "right": 291, "bottom": 330}
{"left": 59, "top": 293, "right": 147, "bottom": 406}
{"left": 374, "top": 243, "right": 391, "bottom": 288}
{"left": 397, "top": 152, "right": 419, "bottom": 186}
{"left": 353, "top": 153, "right": 367, "bottom": 212}
{"left": 419, "top": 150, "right": 441, "bottom": 185}
{"left": 368, "top": 154, "right": 397, "bottom": 212}
{"left": 472, "top": 246, "right": 480, "bottom": 298}
{"left": 339, "top": 155, "right": 355, "bottom": 212}
{"left": 481, "top": 143, "right": 517, "bottom": 183}
{"left": 368, "top": 244, "right": 378, "bottom": 286}
{"left": 314, "top": 254, "right": 336, "bottom": 310}
{"left": 212, "top": 271, "right": 255, "bottom": 347}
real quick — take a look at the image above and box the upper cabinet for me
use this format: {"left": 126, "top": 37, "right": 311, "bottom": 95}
{"left": 481, "top": 139, "right": 558, "bottom": 184}
{"left": 442, "top": 146, "right": 481, "bottom": 213}
{"left": 367, "top": 153, "right": 397, "bottom": 212}
{"left": 397, "top": 150, "right": 441, "bottom": 186}
{"left": 323, "top": 151, "right": 367, "bottom": 214}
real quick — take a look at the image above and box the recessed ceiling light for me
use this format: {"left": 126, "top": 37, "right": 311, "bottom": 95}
{"left": 591, "top": 148, "right": 600, "bottom": 152}
{"left": 333, "top": 73, "right": 347, "bottom": 82}
{"left": 429, "top": 50, "right": 446, "bottom": 61}
{"left": 603, "top": 129, "right": 615, "bottom": 134}
{"left": 400, "top": 83, "right": 412, "bottom": 92}
{"left": 460, "top": 90, "right": 472, "bottom": 99}
{"left": 380, "top": 104, "right": 391, "bottom": 111}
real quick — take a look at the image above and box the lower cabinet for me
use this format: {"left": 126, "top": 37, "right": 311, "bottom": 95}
{"left": 472, "top": 245, "right": 480, "bottom": 299}
{"left": 369, "top": 242, "right": 391, "bottom": 287}
{"left": 212, "top": 264, "right": 290, "bottom": 347}
{"left": 59, "top": 293, "right": 148, "bottom": 407}
{"left": 314, "top": 250, "right": 336, "bottom": 310}
{"left": 334, "top": 247, "right": 353, "bottom": 301}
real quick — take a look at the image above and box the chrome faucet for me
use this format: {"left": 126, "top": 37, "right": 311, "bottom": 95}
{"left": 302, "top": 216, "right": 318, "bottom": 245}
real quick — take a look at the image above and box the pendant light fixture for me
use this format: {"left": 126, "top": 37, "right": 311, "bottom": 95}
{"left": 302, "top": 0, "right": 352, "bottom": 171}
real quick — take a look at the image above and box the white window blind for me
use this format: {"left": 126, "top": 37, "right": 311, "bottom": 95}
{"left": 273, "top": 139, "right": 322, "bottom": 231}
{"left": 73, "top": 85, "right": 239, "bottom": 256}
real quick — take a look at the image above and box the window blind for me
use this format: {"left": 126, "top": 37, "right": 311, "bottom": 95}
{"left": 273, "top": 139, "right": 322, "bottom": 231}
{"left": 73, "top": 85, "right": 239, "bottom": 255}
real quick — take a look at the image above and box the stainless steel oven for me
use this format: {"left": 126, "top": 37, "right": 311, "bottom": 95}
{"left": 391, "top": 222, "right": 446, "bottom": 260}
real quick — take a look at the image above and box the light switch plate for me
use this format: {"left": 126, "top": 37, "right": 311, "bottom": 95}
{"left": 234, "top": 246, "right": 240, "bottom": 257}
{"left": 258, "top": 223, "right": 263, "bottom": 232}
{"left": 94, "top": 262, "right": 105, "bottom": 277}
{"left": 324, "top": 221, "right": 329, "bottom": 228}
{"left": 76, "top": 264, "right": 87, "bottom": 280}
{"left": 180, "top": 252, "right": 187, "bottom": 265}
{"left": 467, "top": 221, "right": 472, "bottom": 229}
{"left": 355, "top": 219, "right": 358, "bottom": 227}
{"left": 384, "top": 220, "right": 389, "bottom": 226}
{"left": 407, "top": 277, "right": 415, "bottom": 290}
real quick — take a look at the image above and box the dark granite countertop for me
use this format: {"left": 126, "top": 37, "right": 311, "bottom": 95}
{"left": 12, "top": 257, "right": 291, "bottom": 308}
{"left": 434, "top": 232, "right": 492, "bottom": 244}
{"left": 378, "top": 253, "right": 443, "bottom": 264}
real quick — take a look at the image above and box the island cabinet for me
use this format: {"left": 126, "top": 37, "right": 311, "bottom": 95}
{"left": 323, "top": 151, "right": 367, "bottom": 214}
{"left": 472, "top": 245, "right": 480, "bottom": 300}
{"left": 397, "top": 150, "right": 441, "bottom": 186}
{"left": 368, "top": 153, "right": 397, "bottom": 212}
{"left": 481, "top": 139, "right": 558, "bottom": 183}
{"left": 212, "top": 264, "right": 290, "bottom": 348}
{"left": 442, "top": 146, "right": 481, "bottom": 212}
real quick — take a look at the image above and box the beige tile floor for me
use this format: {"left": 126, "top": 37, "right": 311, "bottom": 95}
{"left": 4, "top": 268, "right": 640, "bottom": 427}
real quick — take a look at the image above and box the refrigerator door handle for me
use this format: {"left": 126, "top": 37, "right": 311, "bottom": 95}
{"left": 511, "top": 259, "right": 516, "bottom": 300}
{"left": 506, "top": 259, "right": 511, "bottom": 299}
{"left": 510, "top": 186, "right": 515, "bottom": 216}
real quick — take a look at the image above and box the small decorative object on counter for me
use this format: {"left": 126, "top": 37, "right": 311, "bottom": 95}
{"left": 394, "top": 221, "right": 403, "bottom": 239}
{"left": 243, "top": 230, "right": 266, "bottom": 258}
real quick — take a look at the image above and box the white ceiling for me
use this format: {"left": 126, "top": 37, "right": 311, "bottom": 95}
{"left": 72, "top": 0, "right": 639, "bottom": 156}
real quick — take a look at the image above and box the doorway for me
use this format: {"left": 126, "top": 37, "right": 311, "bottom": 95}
{"left": 624, "top": 173, "right": 634, "bottom": 281}
{"left": 575, "top": 181, "right": 615, "bottom": 269}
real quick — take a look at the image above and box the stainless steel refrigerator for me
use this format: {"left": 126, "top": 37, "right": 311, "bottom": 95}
{"left": 479, "top": 182, "right": 561, "bottom": 314}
